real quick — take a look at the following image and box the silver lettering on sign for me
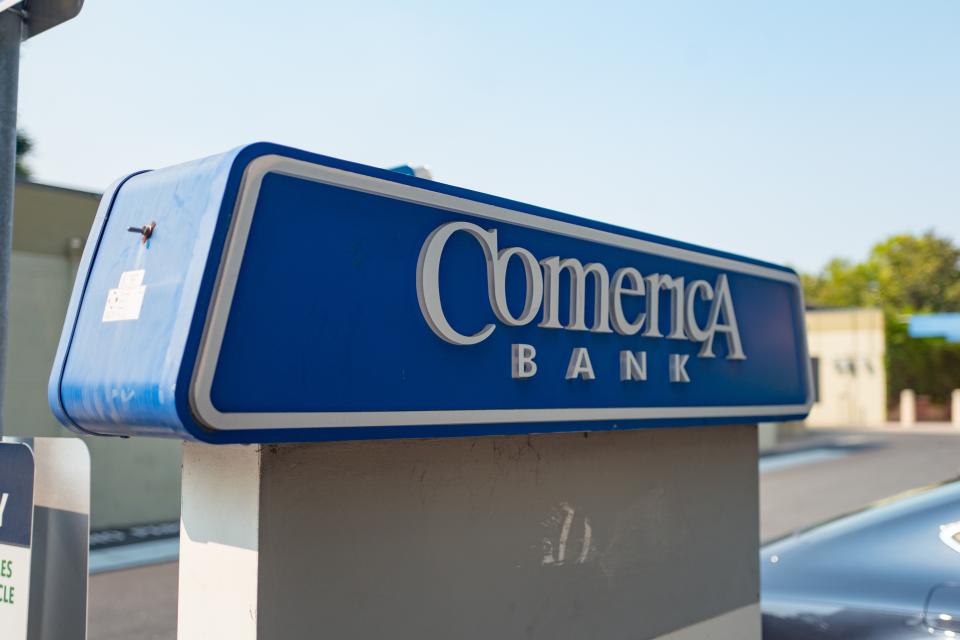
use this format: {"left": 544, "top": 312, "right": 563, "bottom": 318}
{"left": 642, "top": 274, "right": 686, "bottom": 340}
{"left": 416, "top": 222, "right": 497, "bottom": 346}
{"left": 619, "top": 351, "right": 647, "bottom": 382}
{"left": 696, "top": 274, "right": 746, "bottom": 360}
{"left": 669, "top": 354, "right": 691, "bottom": 383}
{"left": 512, "top": 343, "right": 538, "bottom": 379}
{"left": 538, "top": 257, "right": 612, "bottom": 333}
{"left": 684, "top": 279, "right": 714, "bottom": 343}
{"left": 416, "top": 222, "right": 746, "bottom": 359}
{"left": 609, "top": 267, "right": 646, "bottom": 335}
{"left": 492, "top": 247, "right": 543, "bottom": 327}
{"left": 565, "top": 348, "right": 596, "bottom": 380}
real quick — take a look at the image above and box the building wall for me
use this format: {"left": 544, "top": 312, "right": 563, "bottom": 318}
{"left": 2, "top": 180, "right": 182, "bottom": 529}
{"left": 804, "top": 308, "right": 887, "bottom": 428}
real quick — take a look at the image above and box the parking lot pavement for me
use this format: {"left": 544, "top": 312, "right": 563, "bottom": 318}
{"left": 760, "top": 429, "right": 960, "bottom": 542}
{"left": 87, "top": 428, "right": 960, "bottom": 639}
{"left": 89, "top": 561, "right": 178, "bottom": 640}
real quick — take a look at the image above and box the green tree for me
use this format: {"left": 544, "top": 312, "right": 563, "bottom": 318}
{"left": 803, "top": 230, "right": 960, "bottom": 405}
{"left": 804, "top": 231, "right": 960, "bottom": 314}
{"left": 886, "top": 316, "right": 960, "bottom": 404}
{"left": 16, "top": 129, "right": 33, "bottom": 178}
{"left": 801, "top": 258, "right": 879, "bottom": 309}
{"left": 868, "top": 232, "right": 960, "bottom": 313}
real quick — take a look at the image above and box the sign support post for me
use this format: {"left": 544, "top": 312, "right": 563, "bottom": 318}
{"left": 0, "top": 7, "right": 21, "bottom": 436}
{"left": 0, "top": 0, "right": 83, "bottom": 435}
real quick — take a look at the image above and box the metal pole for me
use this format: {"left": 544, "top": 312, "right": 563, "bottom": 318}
{"left": 0, "top": 9, "right": 20, "bottom": 436}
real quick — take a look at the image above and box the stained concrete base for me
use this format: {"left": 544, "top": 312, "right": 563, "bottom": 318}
{"left": 178, "top": 426, "right": 760, "bottom": 640}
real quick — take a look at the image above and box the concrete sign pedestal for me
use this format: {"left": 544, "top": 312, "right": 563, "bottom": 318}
{"left": 47, "top": 144, "right": 809, "bottom": 639}
{"left": 178, "top": 426, "right": 760, "bottom": 640}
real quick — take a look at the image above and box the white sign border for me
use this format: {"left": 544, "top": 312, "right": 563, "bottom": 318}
{"left": 190, "top": 155, "right": 814, "bottom": 431}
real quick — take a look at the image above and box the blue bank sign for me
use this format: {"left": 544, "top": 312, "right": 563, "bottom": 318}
{"left": 50, "top": 144, "right": 812, "bottom": 443}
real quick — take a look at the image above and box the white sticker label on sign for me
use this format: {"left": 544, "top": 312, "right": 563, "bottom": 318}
{"left": 102, "top": 269, "right": 146, "bottom": 323}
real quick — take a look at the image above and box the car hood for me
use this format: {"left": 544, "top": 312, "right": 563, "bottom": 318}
{"left": 762, "top": 482, "right": 960, "bottom": 613}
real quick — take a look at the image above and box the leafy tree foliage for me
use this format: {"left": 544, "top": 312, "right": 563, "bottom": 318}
{"left": 803, "top": 232, "right": 960, "bottom": 313}
{"left": 802, "top": 258, "right": 879, "bottom": 309}
{"left": 15, "top": 129, "right": 33, "bottom": 177}
{"left": 802, "top": 231, "right": 960, "bottom": 404}
{"left": 886, "top": 317, "right": 960, "bottom": 405}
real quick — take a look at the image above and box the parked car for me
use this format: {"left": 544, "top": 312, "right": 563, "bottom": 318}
{"left": 762, "top": 479, "right": 960, "bottom": 639}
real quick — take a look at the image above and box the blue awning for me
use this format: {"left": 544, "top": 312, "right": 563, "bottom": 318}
{"left": 909, "top": 313, "right": 960, "bottom": 343}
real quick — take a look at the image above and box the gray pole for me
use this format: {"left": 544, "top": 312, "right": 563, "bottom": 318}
{"left": 0, "top": 8, "right": 21, "bottom": 436}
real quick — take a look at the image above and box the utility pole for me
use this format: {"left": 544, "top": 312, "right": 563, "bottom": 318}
{"left": 0, "top": 0, "right": 82, "bottom": 435}
{"left": 0, "top": 7, "right": 21, "bottom": 436}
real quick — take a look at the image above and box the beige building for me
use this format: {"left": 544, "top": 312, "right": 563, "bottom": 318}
{"left": 2, "top": 180, "right": 181, "bottom": 529}
{"left": 804, "top": 307, "right": 887, "bottom": 428}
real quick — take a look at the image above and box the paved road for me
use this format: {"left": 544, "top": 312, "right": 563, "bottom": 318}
{"left": 760, "top": 429, "right": 960, "bottom": 541}
{"left": 88, "top": 428, "right": 960, "bottom": 640}
{"left": 89, "top": 562, "right": 178, "bottom": 640}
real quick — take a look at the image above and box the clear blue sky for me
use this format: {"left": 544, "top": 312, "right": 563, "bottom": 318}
{"left": 16, "top": 1, "right": 960, "bottom": 272}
